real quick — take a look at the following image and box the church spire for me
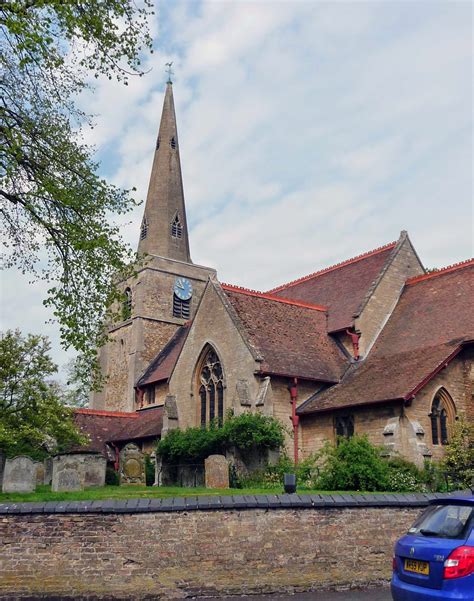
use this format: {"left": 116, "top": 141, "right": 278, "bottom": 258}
{"left": 138, "top": 82, "right": 191, "bottom": 262}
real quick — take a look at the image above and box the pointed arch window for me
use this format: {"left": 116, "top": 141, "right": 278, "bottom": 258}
{"left": 122, "top": 288, "right": 132, "bottom": 320}
{"left": 156, "top": 136, "right": 160, "bottom": 150}
{"left": 198, "top": 348, "right": 225, "bottom": 427}
{"left": 140, "top": 216, "right": 148, "bottom": 240}
{"left": 171, "top": 213, "right": 182, "bottom": 239}
{"left": 170, "top": 136, "right": 177, "bottom": 150}
{"left": 430, "top": 388, "right": 456, "bottom": 446}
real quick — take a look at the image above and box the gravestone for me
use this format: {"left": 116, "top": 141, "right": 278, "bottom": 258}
{"left": 2, "top": 456, "right": 36, "bottom": 493}
{"left": 43, "top": 457, "right": 53, "bottom": 485}
{"left": 119, "top": 443, "right": 145, "bottom": 485}
{"left": 83, "top": 454, "right": 106, "bottom": 488}
{"left": 33, "top": 461, "right": 44, "bottom": 486}
{"left": 205, "top": 454, "right": 229, "bottom": 489}
{"left": 52, "top": 455, "right": 84, "bottom": 492}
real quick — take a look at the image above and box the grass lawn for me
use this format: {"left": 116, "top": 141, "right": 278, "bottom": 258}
{"left": 0, "top": 484, "right": 382, "bottom": 503}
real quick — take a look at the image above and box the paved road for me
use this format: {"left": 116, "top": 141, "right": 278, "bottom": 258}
{"left": 215, "top": 588, "right": 392, "bottom": 601}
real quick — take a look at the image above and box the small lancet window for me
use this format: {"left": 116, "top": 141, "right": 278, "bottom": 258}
{"left": 170, "top": 136, "right": 176, "bottom": 150}
{"left": 198, "top": 348, "right": 225, "bottom": 427}
{"left": 430, "top": 389, "right": 455, "bottom": 446}
{"left": 156, "top": 136, "right": 160, "bottom": 150}
{"left": 173, "top": 295, "right": 190, "bottom": 319}
{"left": 140, "top": 216, "right": 148, "bottom": 240}
{"left": 122, "top": 288, "right": 132, "bottom": 320}
{"left": 171, "top": 214, "right": 182, "bottom": 239}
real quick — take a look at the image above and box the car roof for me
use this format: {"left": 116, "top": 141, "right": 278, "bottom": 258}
{"left": 429, "top": 495, "right": 474, "bottom": 506}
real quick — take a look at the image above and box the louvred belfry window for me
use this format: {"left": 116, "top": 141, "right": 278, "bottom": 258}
{"left": 171, "top": 214, "right": 182, "bottom": 239}
{"left": 198, "top": 348, "right": 224, "bottom": 427}
{"left": 430, "top": 389, "right": 456, "bottom": 446}
{"left": 173, "top": 296, "right": 190, "bottom": 319}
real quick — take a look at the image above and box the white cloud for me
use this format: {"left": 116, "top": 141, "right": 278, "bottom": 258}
{"left": 2, "top": 0, "right": 472, "bottom": 364}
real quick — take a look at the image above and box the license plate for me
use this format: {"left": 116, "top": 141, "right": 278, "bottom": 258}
{"left": 404, "top": 558, "right": 430, "bottom": 575}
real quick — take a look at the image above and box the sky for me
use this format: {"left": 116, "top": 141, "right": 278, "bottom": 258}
{"left": 1, "top": 0, "right": 473, "bottom": 370}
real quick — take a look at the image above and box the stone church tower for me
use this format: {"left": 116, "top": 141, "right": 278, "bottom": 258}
{"left": 91, "top": 82, "right": 216, "bottom": 412}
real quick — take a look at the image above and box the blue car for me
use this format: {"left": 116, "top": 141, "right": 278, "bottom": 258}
{"left": 391, "top": 495, "right": 474, "bottom": 600}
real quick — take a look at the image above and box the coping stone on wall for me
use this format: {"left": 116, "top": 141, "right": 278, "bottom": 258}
{"left": 0, "top": 491, "right": 469, "bottom": 515}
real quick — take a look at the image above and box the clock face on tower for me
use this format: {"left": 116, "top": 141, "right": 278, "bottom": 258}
{"left": 173, "top": 277, "right": 193, "bottom": 301}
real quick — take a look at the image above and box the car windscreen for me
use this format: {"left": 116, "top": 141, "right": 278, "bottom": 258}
{"left": 408, "top": 504, "right": 474, "bottom": 539}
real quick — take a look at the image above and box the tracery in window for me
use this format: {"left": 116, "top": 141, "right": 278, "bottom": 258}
{"left": 334, "top": 415, "right": 354, "bottom": 442}
{"left": 122, "top": 288, "right": 132, "bottom": 320}
{"left": 140, "top": 216, "right": 148, "bottom": 240}
{"left": 171, "top": 213, "right": 182, "bottom": 239}
{"left": 198, "top": 348, "right": 224, "bottom": 426}
{"left": 430, "top": 388, "right": 456, "bottom": 446}
{"left": 173, "top": 295, "right": 190, "bottom": 319}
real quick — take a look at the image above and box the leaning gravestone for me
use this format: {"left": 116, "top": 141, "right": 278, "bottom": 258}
{"left": 2, "top": 456, "right": 36, "bottom": 493}
{"left": 83, "top": 454, "right": 106, "bottom": 488}
{"left": 52, "top": 454, "right": 84, "bottom": 492}
{"left": 119, "top": 443, "right": 145, "bottom": 485}
{"left": 205, "top": 454, "right": 229, "bottom": 489}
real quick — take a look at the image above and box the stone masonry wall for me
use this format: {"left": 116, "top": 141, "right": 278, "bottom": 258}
{"left": 170, "top": 282, "right": 260, "bottom": 429}
{"left": 0, "top": 496, "right": 431, "bottom": 600}
{"left": 355, "top": 237, "right": 424, "bottom": 358}
{"left": 300, "top": 402, "right": 400, "bottom": 458}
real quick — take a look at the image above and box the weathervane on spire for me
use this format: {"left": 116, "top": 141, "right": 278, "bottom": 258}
{"left": 165, "top": 62, "right": 174, "bottom": 84}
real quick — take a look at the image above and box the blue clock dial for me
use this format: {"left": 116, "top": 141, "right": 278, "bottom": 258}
{"left": 174, "top": 277, "right": 193, "bottom": 301}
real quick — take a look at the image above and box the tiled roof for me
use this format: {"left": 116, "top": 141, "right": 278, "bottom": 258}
{"left": 299, "top": 262, "right": 474, "bottom": 414}
{"left": 73, "top": 407, "right": 163, "bottom": 456}
{"left": 268, "top": 242, "right": 396, "bottom": 332}
{"left": 222, "top": 286, "right": 347, "bottom": 382}
{"left": 137, "top": 324, "right": 190, "bottom": 386}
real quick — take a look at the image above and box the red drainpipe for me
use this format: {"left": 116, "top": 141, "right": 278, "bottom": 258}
{"left": 289, "top": 377, "right": 299, "bottom": 465}
{"left": 345, "top": 329, "right": 361, "bottom": 360}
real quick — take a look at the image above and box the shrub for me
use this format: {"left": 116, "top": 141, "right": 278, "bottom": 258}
{"left": 441, "top": 416, "right": 474, "bottom": 489}
{"left": 260, "top": 453, "right": 319, "bottom": 489}
{"left": 105, "top": 466, "right": 119, "bottom": 486}
{"left": 385, "top": 456, "right": 425, "bottom": 492}
{"left": 156, "top": 412, "right": 285, "bottom": 466}
{"left": 314, "top": 436, "right": 389, "bottom": 491}
{"left": 144, "top": 454, "right": 155, "bottom": 486}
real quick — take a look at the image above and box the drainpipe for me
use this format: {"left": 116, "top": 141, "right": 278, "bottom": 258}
{"left": 111, "top": 442, "right": 120, "bottom": 472}
{"left": 289, "top": 377, "right": 299, "bottom": 465}
{"left": 345, "top": 329, "right": 361, "bottom": 360}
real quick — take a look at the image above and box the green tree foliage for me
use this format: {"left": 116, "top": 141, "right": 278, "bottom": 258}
{"left": 61, "top": 356, "right": 91, "bottom": 408}
{"left": 157, "top": 413, "right": 285, "bottom": 465}
{"left": 0, "top": 330, "right": 86, "bottom": 459}
{"left": 442, "top": 416, "right": 474, "bottom": 489}
{"left": 314, "top": 435, "right": 389, "bottom": 492}
{"left": 0, "top": 1, "right": 153, "bottom": 381}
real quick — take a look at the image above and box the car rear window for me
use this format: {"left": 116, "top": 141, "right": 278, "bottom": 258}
{"left": 408, "top": 504, "right": 474, "bottom": 539}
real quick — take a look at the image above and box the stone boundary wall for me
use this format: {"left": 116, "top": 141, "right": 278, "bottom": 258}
{"left": 0, "top": 493, "right": 467, "bottom": 600}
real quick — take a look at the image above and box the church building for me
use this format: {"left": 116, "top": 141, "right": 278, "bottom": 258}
{"left": 78, "top": 81, "right": 474, "bottom": 468}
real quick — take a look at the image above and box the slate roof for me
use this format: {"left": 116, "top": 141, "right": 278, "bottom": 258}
{"left": 222, "top": 285, "right": 347, "bottom": 382}
{"left": 136, "top": 324, "right": 190, "bottom": 386}
{"left": 74, "top": 407, "right": 163, "bottom": 456}
{"left": 298, "top": 261, "right": 474, "bottom": 414}
{"left": 269, "top": 242, "right": 397, "bottom": 332}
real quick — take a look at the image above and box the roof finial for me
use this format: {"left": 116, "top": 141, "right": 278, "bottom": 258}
{"left": 165, "top": 61, "right": 174, "bottom": 84}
